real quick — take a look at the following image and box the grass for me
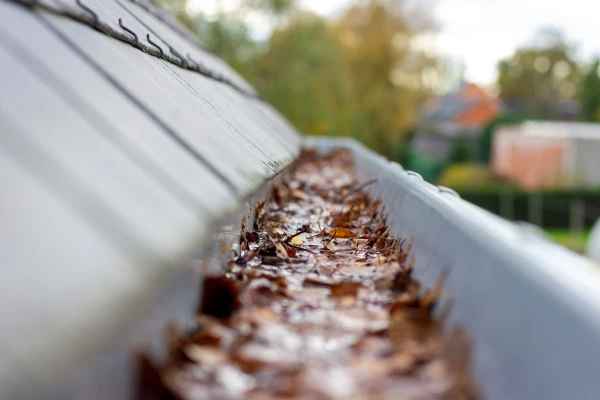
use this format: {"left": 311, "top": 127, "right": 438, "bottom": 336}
{"left": 545, "top": 228, "right": 590, "bottom": 254}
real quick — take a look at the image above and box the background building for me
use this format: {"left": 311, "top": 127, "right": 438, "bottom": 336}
{"left": 412, "top": 83, "right": 502, "bottom": 162}
{"left": 492, "top": 121, "right": 600, "bottom": 189}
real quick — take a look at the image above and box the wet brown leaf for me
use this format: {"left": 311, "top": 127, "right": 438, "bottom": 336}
{"left": 330, "top": 281, "right": 361, "bottom": 297}
{"left": 183, "top": 345, "right": 228, "bottom": 365}
{"left": 290, "top": 189, "right": 307, "bottom": 201}
{"left": 328, "top": 228, "right": 357, "bottom": 238}
{"left": 154, "top": 149, "right": 476, "bottom": 400}
{"left": 200, "top": 277, "right": 241, "bottom": 320}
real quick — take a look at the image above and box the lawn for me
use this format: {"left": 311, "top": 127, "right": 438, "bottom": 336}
{"left": 545, "top": 229, "right": 590, "bottom": 254}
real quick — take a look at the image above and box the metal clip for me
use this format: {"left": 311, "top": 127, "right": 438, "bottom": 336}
{"left": 76, "top": 0, "right": 98, "bottom": 29}
{"left": 188, "top": 53, "right": 207, "bottom": 73}
{"left": 146, "top": 34, "right": 163, "bottom": 58}
{"left": 118, "top": 19, "right": 138, "bottom": 48}
{"left": 169, "top": 46, "right": 187, "bottom": 68}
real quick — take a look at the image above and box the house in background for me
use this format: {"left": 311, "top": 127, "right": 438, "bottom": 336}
{"left": 493, "top": 121, "right": 600, "bottom": 189}
{"left": 503, "top": 99, "right": 582, "bottom": 122}
{"left": 412, "top": 83, "right": 502, "bottom": 162}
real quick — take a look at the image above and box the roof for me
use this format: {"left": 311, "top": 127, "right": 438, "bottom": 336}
{"left": 521, "top": 121, "right": 600, "bottom": 139}
{"left": 496, "top": 120, "right": 600, "bottom": 140}
{"left": 0, "top": 0, "right": 300, "bottom": 397}
{"left": 418, "top": 83, "right": 502, "bottom": 135}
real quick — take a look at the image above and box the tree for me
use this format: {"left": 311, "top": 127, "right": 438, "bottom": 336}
{"left": 155, "top": 0, "right": 440, "bottom": 160}
{"left": 154, "top": 0, "right": 298, "bottom": 81}
{"left": 243, "top": 0, "right": 296, "bottom": 15}
{"left": 334, "top": 0, "right": 438, "bottom": 158}
{"left": 154, "top": 0, "right": 296, "bottom": 30}
{"left": 191, "top": 13, "right": 258, "bottom": 79}
{"left": 497, "top": 28, "right": 581, "bottom": 119}
{"left": 253, "top": 14, "right": 357, "bottom": 137}
{"left": 152, "top": 0, "right": 195, "bottom": 29}
{"left": 580, "top": 60, "right": 600, "bottom": 122}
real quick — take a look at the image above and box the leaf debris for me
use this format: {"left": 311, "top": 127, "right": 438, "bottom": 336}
{"left": 144, "top": 148, "right": 477, "bottom": 400}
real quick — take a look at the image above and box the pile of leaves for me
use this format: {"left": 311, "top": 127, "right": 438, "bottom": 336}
{"left": 142, "top": 149, "right": 477, "bottom": 399}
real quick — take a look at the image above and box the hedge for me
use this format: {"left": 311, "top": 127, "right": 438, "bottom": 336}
{"left": 458, "top": 189, "right": 600, "bottom": 228}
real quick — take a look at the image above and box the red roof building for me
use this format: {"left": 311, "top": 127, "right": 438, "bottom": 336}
{"left": 412, "top": 83, "right": 502, "bottom": 161}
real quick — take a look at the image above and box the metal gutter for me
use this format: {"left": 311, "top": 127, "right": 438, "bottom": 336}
{"left": 309, "top": 137, "right": 600, "bottom": 400}
{"left": 15, "top": 137, "right": 600, "bottom": 399}
{"left": 2, "top": 0, "right": 600, "bottom": 398}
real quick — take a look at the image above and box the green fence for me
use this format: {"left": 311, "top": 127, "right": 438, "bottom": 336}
{"left": 459, "top": 189, "right": 600, "bottom": 228}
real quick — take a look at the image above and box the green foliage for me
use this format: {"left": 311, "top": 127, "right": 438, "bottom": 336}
{"left": 334, "top": 0, "right": 436, "bottom": 158}
{"left": 253, "top": 15, "right": 356, "bottom": 137}
{"left": 437, "top": 164, "right": 506, "bottom": 190}
{"left": 447, "top": 138, "right": 473, "bottom": 164}
{"left": 192, "top": 14, "right": 258, "bottom": 78}
{"left": 580, "top": 60, "right": 600, "bottom": 122}
{"left": 478, "top": 116, "right": 522, "bottom": 163}
{"left": 243, "top": 0, "right": 296, "bottom": 14}
{"left": 545, "top": 228, "right": 590, "bottom": 254}
{"left": 152, "top": 0, "right": 195, "bottom": 29}
{"left": 155, "top": 0, "right": 445, "bottom": 160}
{"left": 497, "top": 28, "right": 581, "bottom": 119}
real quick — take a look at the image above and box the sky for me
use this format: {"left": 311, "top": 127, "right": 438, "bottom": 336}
{"left": 188, "top": 0, "right": 600, "bottom": 86}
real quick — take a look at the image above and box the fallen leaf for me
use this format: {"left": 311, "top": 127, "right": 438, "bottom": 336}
{"left": 184, "top": 345, "right": 228, "bottom": 365}
{"left": 274, "top": 241, "right": 288, "bottom": 258}
{"left": 338, "top": 295, "right": 357, "bottom": 307}
{"left": 157, "top": 149, "right": 476, "bottom": 400}
{"left": 200, "top": 277, "right": 241, "bottom": 320}
{"left": 290, "top": 235, "right": 304, "bottom": 245}
{"left": 388, "top": 352, "right": 416, "bottom": 375}
{"left": 304, "top": 274, "right": 337, "bottom": 287}
{"left": 328, "top": 228, "right": 356, "bottom": 238}
{"left": 290, "top": 189, "right": 307, "bottom": 200}
{"left": 330, "top": 281, "right": 361, "bottom": 297}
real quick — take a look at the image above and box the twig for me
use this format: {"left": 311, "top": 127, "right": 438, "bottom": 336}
{"left": 340, "top": 178, "right": 378, "bottom": 201}
{"left": 261, "top": 256, "right": 307, "bottom": 265}
{"left": 321, "top": 247, "right": 358, "bottom": 254}
{"left": 286, "top": 243, "right": 318, "bottom": 255}
{"left": 325, "top": 229, "right": 337, "bottom": 245}
{"left": 307, "top": 230, "right": 324, "bottom": 240}
{"left": 365, "top": 227, "right": 391, "bottom": 256}
{"left": 283, "top": 224, "right": 310, "bottom": 243}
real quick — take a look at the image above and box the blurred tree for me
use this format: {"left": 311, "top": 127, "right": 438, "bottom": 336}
{"left": 152, "top": 0, "right": 194, "bottom": 29}
{"left": 154, "top": 0, "right": 439, "bottom": 160}
{"left": 580, "top": 60, "right": 600, "bottom": 122}
{"left": 191, "top": 13, "right": 258, "bottom": 78}
{"left": 334, "top": 0, "right": 437, "bottom": 158}
{"left": 253, "top": 14, "right": 356, "bottom": 137}
{"left": 244, "top": 0, "right": 296, "bottom": 15}
{"left": 448, "top": 138, "right": 473, "bottom": 164}
{"left": 154, "top": 0, "right": 296, "bottom": 30}
{"left": 497, "top": 28, "right": 581, "bottom": 119}
{"left": 154, "top": 0, "right": 295, "bottom": 77}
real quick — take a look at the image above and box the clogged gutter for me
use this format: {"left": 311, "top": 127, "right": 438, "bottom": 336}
{"left": 144, "top": 149, "right": 477, "bottom": 399}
